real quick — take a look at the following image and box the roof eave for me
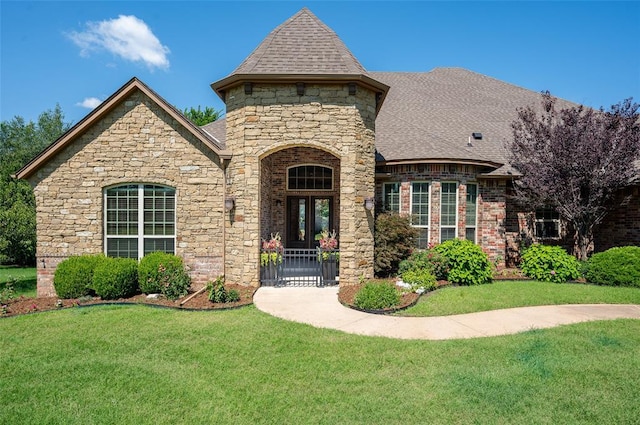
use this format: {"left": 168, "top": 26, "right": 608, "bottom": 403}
{"left": 377, "top": 158, "right": 504, "bottom": 169}
{"left": 211, "top": 73, "right": 389, "bottom": 112}
{"left": 15, "top": 78, "right": 230, "bottom": 180}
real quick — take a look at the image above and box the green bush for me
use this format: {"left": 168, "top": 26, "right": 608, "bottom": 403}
{"left": 374, "top": 213, "right": 419, "bottom": 277}
{"left": 139, "top": 252, "right": 190, "bottom": 298}
{"left": 399, "top": 249, "right": 449, "bottom": 280}
{"left": 92, "top": 257, "right": 139, "bottom": 300}
{"left": 207, "top": 276, "right": 238, "bottom": 303}
{"left": 433, "top": 239, "right": 493, "bottom": 285}
{"left": 586, "top": 246, "right": 640, "bottom": 287}
{"left": 227, "top": 289, "right": 240, "bottom": 303}
{"left": 53, "top": 254, "right": 106, "bottom": 299}
{"left": 401, "top": 268, "right": 437, "bottom": 293}
{"left": 520, "top": 244, "right": 580, "bottom": 283}
{"left": 354, "top": 281, "right": 401, "bottom": 310}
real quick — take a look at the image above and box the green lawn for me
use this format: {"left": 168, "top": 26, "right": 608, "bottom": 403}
{"left": 0, "top": 266, "right": 36, "bottom": 298}
{"left": 1, "top": 305, "right": 639, "bottom": 424}
{"left": 398, "top": 280, "right": 640, "bottom": 317}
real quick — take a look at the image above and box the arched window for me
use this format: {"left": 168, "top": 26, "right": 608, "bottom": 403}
{"left": 104, "top": 184, "right": 176, "bottom": 259}
{"left": 287, "top": 165, "right": 333, "bottom": 190}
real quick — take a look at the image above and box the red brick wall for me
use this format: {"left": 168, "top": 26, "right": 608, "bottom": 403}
{"left": 594, "top": 185, "right": 640, "bottom": 252}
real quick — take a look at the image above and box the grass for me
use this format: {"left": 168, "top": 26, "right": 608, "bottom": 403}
{"left": 0, "top": 265, "right": 36, "bottom": 298}
{"left": 398, "top": 280, "right": 640, "bottom": 317}
{"left": 1, "top": 305, "right": 639, "bottom": 424}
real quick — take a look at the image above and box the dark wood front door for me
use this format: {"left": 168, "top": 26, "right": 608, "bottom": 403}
{"left": 287, "top": 196, "right": 332, "bottom": 249}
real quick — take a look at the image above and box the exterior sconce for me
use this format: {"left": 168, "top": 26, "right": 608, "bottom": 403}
{"left": 224, "top": 197, "right": 235, "bottom": 212}
{"left": 364, "top": 197, "right": 375, "bottom": 211}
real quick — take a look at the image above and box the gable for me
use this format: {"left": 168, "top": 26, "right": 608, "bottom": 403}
{"left": 15, "top": 77, "right": 231, "bottom": 180}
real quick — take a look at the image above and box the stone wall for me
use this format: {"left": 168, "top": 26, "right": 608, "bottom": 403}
{"left": 29, "top": 90, "right": 226, "bottom": 296}
{"left": 224, "top": 82, "right": 377, "bottom": 286}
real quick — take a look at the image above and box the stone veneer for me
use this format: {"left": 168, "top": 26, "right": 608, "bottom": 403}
{"left": 375, "top": 164, "right": 507, "bottom": 265}
{"left": 28, "top": 90, "right": 226, "bottom": 296}
{"left": 224, "top": 83, "right": 377, "bottom": 287}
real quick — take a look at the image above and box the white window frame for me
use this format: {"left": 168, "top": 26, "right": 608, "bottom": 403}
{"left": 104, "top": 184, "right": 176, "bottom": 260}
{"left": 440, "top": 181, "right": 458, "bottom": 243}
{"left": 410, "top": 181, "right": 430, "bottom": 249}
{"left": 465, "top": 183, "right": 478, "bottom": 244}
{"left": 383, "top": 182, "right": 401, "bottom": 213}
{"left": 534, "top": 207, "right": 561, "bottom": 239}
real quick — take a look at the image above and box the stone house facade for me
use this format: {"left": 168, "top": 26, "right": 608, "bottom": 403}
{"left": 16, "top": 8, "right": 639, "bottom": 296}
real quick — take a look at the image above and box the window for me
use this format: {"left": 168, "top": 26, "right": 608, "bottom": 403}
{"left": 410, "top": 182, "right": 430, "bottom": 249}
{"left": 383, "top": 182, "right": 400, "bottom": 213}
{"left": 440, "top": 182, "right": 458, "bottom": 242}
{"left": 105, "top": 184, "right": 176, "bottom": 259}
{"left": 465, "top": 183, "right": 478, "bottom": 243}
{"left": 535, "top": 207, "right": 560, "bottom": 239}
{"left": 287, "top": 165, "right": 333, "bottom": 190}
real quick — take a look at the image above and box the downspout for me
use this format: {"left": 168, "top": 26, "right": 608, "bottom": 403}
{"left": 222, "top": 157, "right": 228, "bottom": 280}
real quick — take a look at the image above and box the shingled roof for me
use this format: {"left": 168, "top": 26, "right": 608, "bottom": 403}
{"left": 232, "top": 7, "right": 366, "bottom": 75}
{"left": 371, "top": 68, "right": 575, "bottom": 171}
{"left": 211, "top": 8, "right": 388, "bottom": 102}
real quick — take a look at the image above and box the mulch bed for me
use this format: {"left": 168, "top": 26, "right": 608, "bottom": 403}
{"left": 1, "top": 284, "right": 256, "bottom": 318}
{"left": 337, "top": 280, "right": 451, "bottom": 314}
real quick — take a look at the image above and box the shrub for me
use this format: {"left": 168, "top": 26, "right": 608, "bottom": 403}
{"left": 433, "top": 239, "right": 493, "bottom": 285}
{"left": 92, "top": 257, "right": 139, "bottom": 300}
{"left": 354, "top": 281, "right": 401, "bottom": 310}
{"left": 207, "top": 276, "right": 238, "bottom": 303}
{"left": 0, "top": 278, "right": 16, "bottom": 305}
{"left": 586, "top": 246, "right": 640, "bottom": 287}
{"left": 139, "top": 252, "right": 190, "bottom": 298}
{"left": 401, "top": 268, "right": 437, "bottom": 293}
{"left": 399, "top": 249, "right": 449, "bottom": 280}
{"left": 227, "top": 289, "right": 240, "bottom": 303}
{"left": 520, "top": 244, "right": 580, "bottom": 283}
{"left": 374, "top": 213, "right": 419, "bottom": 277}
{"left": 53, "top": 254, "right": 106, "bottom": 299}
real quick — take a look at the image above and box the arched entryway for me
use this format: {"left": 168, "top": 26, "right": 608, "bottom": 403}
{"left": 260, "top": 146, "right": 340, "bottom": 286}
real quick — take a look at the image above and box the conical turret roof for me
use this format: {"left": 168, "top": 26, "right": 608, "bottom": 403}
{"left": 232, "top": 7, "right": 366, "bottom": 75}
{"left": 211, "top": 8, "right": 388, "bottom": 103}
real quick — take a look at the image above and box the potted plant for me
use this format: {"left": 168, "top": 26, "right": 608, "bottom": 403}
{"left": 260, "top": 233, "right": 283, "bottom": 282}
{"left": 316, "top": 229, "right": 339, "bottom": 283}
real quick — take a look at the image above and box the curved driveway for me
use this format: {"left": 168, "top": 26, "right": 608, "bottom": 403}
{"left": 254, "top": 286, "right": 640, "bottom": 340}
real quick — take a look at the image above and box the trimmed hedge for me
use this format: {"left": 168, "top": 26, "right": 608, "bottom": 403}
{"left": 520, "top": 244, "right": 580, "bottom": 283}
{"left": 586, "top": 246, "right": 640, "bottom": 287}
{"left": 433, "top": 239, "right": 492, "bottom": 285}
{"left": 92, "top": 257, "right": 139, "bottom": 300}
{"left": 354, "top": 281, "right": 401, "bottom": 310}
{"left": 53, "top": 254, "right": 106, "bottom": 299}
{"left": 138, "top": 252, "right": 191, "bottom": 299}
{"left": 399, "top": 249, "right": 449, "bottom": 280}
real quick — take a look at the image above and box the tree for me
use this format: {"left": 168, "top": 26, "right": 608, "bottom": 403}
{"left": 508, "top": 92, "right": 640, "bottom": 260}
{"left": 182, "top": 106, "right": 221, "bottom": 126}
{"left": 0, "top": 105, "right": 71, "bottom": 265}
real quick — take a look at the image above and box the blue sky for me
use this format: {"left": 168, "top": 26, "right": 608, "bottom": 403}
{"left": 1, "top": 1, "right": 639, "bottom": 125}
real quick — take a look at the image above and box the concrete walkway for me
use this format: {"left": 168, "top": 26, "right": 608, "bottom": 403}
{"left": 254, "top": 286, "right": 640, "bottom": 340}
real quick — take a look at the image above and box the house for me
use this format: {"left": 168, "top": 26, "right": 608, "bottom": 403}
{"left": 16, "top": 8, "right": 639, "bottom": 296}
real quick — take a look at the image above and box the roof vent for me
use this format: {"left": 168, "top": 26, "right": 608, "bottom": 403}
{"left": 472, "top": 132, "right": 483, "bottom": 140}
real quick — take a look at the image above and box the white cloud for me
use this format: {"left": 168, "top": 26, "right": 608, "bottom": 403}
{"left": 76, "top": 97, "right": 103, "bottom": 109}
{"left": 67, "top": 15, "right": 170, "bottom": 70}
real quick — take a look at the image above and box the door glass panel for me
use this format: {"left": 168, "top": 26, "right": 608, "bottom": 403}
{"left": 314, "top": 198, "right": 330, "bottom": 238}
{"left": 297, "top": 199, "right": 306, "bottom": 241}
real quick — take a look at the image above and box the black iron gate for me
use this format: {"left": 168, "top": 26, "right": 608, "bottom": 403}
{"left": 260, "top": 248, "right": 338, "bottom": 287}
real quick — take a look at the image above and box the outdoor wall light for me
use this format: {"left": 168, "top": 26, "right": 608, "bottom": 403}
{"left": 224, "top": 197, "right": 235, "bottom": 212}
{"left": 364, "top": 197, "right": 375, "bottom": 211}
{"left": 472, "top": 132, "right": 483, "bottom": 140}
